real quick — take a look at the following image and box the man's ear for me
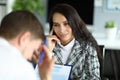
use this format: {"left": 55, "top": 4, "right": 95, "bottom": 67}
{"left": 18, "top": 32, "right": 31, "bottom": 48}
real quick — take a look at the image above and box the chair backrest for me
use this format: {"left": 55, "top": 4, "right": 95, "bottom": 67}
{"left": 99, "top": 45, "right": 105, "bottom": 57}
{"left": 98, "top": 45, "right": 105, "bottom": 79}
{"left": 102, "top": 49, "right": 120, "bottom": 80}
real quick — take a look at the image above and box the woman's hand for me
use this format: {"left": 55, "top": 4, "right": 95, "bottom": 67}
{"left": 32, "top": 31, "right": 59, "bottom": 64}
{"left": 46, "top": 29, "right": 60, "bottom": 52}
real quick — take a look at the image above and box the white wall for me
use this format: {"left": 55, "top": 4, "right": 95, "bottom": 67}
{"left": 0, "top": 0, "right": 7, "bottom": 23}
{"left": 6, "top": 0, "right": 14, "bottom": 13}
{"left": 94, "top": 6, "right": 120, "bottom": 33}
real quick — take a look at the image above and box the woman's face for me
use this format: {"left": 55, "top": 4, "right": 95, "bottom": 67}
{"left": 52, "top": 13, "right": 74, "bottom": 45}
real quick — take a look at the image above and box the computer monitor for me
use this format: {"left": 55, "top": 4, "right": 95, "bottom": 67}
{"left": 47, "top": 0, "right": 94, "bottom": 25}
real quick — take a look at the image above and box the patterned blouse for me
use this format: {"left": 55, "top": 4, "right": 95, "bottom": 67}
{"left": 52, "top": 40, "right": 100, "bottom": 80}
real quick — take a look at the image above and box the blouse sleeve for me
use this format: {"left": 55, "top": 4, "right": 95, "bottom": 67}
{"left": 80, "top": 46, "right": 101, "bottom": 80}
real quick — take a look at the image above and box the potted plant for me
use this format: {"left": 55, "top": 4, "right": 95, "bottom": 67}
{"left": 12, "top": 0, "right": 45, "bottom": 16}
{"left": 104, "top": 21, "right": 117, "bottom": 40}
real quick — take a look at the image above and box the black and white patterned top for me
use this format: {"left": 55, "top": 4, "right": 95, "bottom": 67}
{"left": 53, "top": 40, "right": 100, "bottom": 80}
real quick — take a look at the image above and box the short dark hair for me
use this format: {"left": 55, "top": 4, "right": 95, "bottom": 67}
{"left": 0, "top": 10, "right": 45, "bottom": 40}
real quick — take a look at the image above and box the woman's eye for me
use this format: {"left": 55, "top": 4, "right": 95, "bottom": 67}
{"left": 64, "top": 22, "right": 69, "bottom": 26}
{"left": 53, "top": 23, "right": 59, "bottom": 27}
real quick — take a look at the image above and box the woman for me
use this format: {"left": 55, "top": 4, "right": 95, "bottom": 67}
{"left": 48, "top": 4, "right": 101, "bottom": 80}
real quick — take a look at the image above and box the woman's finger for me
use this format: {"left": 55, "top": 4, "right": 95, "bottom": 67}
{"left": 49, "top": 28, "right": 54, "bottom": 35}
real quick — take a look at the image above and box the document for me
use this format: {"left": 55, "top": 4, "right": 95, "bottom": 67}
{"left": 35, "top": 64, "right": 72, "bottom": 80}
{"left": 52, "top": 64, "right": 72, "bottom": 80}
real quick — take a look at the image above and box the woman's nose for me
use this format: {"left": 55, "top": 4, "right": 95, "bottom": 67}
{"left": 59, "top": 25, "right": 65, "bottom": 33}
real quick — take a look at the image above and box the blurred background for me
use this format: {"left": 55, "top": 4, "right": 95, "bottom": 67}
{"left": 0, "top": 0, "right": 120, "bottom": 48}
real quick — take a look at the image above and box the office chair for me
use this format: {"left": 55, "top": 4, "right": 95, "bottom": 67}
{"left": 98, "top": 45, "right": 105, "bottom": 80}
{"left": 102, "top": 49, "right": 120, "bottom": 80}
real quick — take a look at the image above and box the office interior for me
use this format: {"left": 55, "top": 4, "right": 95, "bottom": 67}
{"left": 0, "top": 0, "right": 120, "bottom": 80}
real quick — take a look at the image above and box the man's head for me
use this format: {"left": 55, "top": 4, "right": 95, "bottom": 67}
{"left": 0, "top": 10, "right": 45, "bottom": 60}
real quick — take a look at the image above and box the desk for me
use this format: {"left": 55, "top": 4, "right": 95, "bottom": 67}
{"left": 92, "top": 32, "right": 120, "bottom": 50}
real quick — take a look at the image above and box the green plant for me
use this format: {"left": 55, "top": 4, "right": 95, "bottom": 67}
{"left": 12, "top": 0, "right": 44, "bottom": 16}
{"left": 105, "top": 21, "right": 116, "bottom": 28}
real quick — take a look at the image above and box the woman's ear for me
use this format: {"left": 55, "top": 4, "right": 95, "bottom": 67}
{"left": 18, "top": 32, "right": 31, "bottom": 48}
